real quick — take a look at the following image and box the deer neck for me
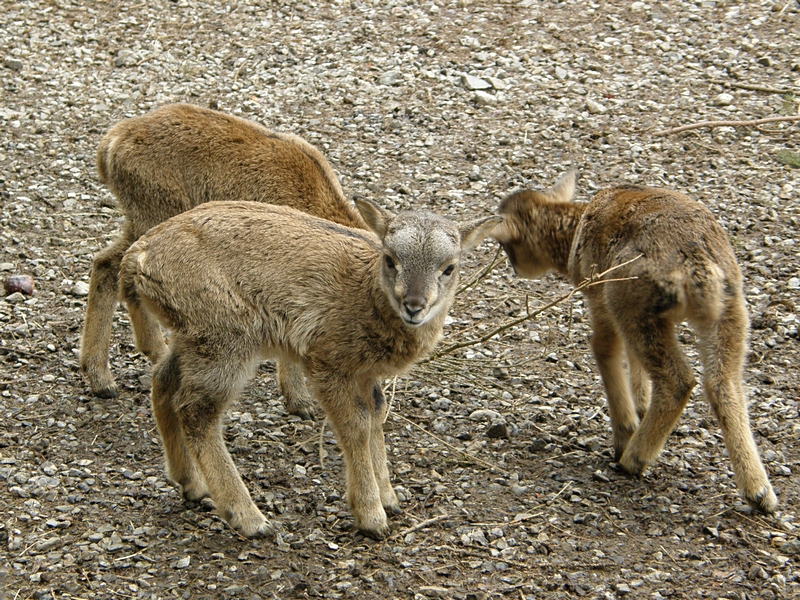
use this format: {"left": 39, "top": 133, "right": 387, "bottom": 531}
{"left": 537, "top": 201, "right": 587, "bottom": 278}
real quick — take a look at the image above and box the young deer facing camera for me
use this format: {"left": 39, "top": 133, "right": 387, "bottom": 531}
{"left": 492, "top": 170, "right": 777, "bottom": 514}
{"left": 81, "top": 103, "right": 367, "bottom": 419}
{"left": 119, "top": 200, "right": 500, "bottom": 538}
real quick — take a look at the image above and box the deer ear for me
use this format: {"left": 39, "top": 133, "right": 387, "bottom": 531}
{"left": 459, "top": 215, "right": 504, "bottom": 252}
{"left": 354, "top": 196, "right": 395, "bottom": 238}
{"left": 547, "top": 168, "right": 579, "bottom": 203}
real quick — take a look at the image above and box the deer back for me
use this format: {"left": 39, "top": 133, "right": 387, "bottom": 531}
{"left": 97, "top": 103, "right": 365, "bottom": 237}
{"left": 122, "top": 202, "right": 498, "bottom": 378}
{"left": 569, "top": 186, "right": 742, "bottom": 322}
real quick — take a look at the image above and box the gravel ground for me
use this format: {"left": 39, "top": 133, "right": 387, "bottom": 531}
{"left": 2, "top": 0, "right": 800, "bottom": 598}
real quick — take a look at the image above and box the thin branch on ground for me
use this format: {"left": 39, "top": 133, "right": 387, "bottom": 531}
{"left": 456, "top": 245, "right": 504, "bottom": 296}
{"left": 424, "top": 255, "right": 642, "bottom": 362}
{"left": 652, "top": 115, "right": 800, "bottom": 137}
{"left": 708, "top": 79, "right": 795, "bottom": 95}
{"left": 387, "top": 513, "right": 450, "bottom": 541}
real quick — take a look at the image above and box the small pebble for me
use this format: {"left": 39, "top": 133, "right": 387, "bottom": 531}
{"left": 473, "top": 90, "right": 498, "bottom": 106}
{"left": 469, "top": 409, "right": 501, "bottom": 421}
{"left": 714, "top": 93, "right": 734, "bottom": 106}
{"left": 462, "top": 74, "right": 492, "bottom": 91}
{"left": 485, "top": 421, "right": 509, "bottom": 439}
{"left": 3, "top": 56, "right": 23, "bottom": 71}
{"left": 71, "top": 281, "right": 90, "bottom": 297}
{"left": 4, "top": 275, "right": 34, "bottom": 296}
{"left": 586, "top": 99, "right": 608, "bottom": 114}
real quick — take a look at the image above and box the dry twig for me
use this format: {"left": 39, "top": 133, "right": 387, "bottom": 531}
{"left": 652, "top": 115, "right": 800, "bottom": 137}
{"left": 387, "top": 513, "right": 450, "bottom": 541}
{"left": 456, "top": 245, "right": 504, "bottom": 296}
{"left": 708, "top": 79, "right": 795, "bottom": 95}
{"left": 425, "top": 255, "right": 643, "bottom": 362}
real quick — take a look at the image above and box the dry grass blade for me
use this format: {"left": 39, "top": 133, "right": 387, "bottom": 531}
{"left": 318, "top": 418, "right": 327, "bottom": 468}
{"left": 383, "top": 376, "right": 398, "bottom": 424}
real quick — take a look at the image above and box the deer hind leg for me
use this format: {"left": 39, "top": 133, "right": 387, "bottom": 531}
{"left": 127, "top": 296, "right": 168, "bottom": 366}
{"left": 314, "top": 375, "right": 388, "bottom": 539}
{"left": 369, "top": 383, "right": 400, "bottom": 515}
{"left": 80, "top": 229, "right": 138, "bottom": 398}
{"left": 151, "top": 349, "right": 208, "bottom": 502}
{"left": 277, "top": 361, "right": 316, "bottom": 420}
{"left": 618, "top": 316, "right": 696, "bottom": 476}
{"left": 695, "top": 300, "right": 777, "bottom": 513}
{"left": 176, "top": 352, "right": 273, "bottom": 538}
{"left": 626, "top": 346, "right": 652, "bottom": 420}
{"left": 588, "top": 311, "right": 639, "bottom": 460}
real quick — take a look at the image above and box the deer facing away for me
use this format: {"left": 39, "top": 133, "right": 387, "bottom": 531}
{"left": 492, "top": 169, "right": 777, "bottom": 514}
{"left": 119, "top": 200, "right": 501, "bottom": 538}
{"left": 81, "top": 103, "right": 367, "bottom": 419}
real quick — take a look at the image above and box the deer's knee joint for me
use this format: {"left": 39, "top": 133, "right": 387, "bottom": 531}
{"left": 153, "top": 353, "right": 181, "bottom": 392}
{"left": 372, "top": 384, "right": 384, "bottom": 412}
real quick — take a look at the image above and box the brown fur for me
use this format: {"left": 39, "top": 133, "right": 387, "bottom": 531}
{"left": 80, "top": 103, "right": 366, "bottom": 420}
{"left": 493, "top": 170, "right": 777, "bottom": 514}
{"left": 119, "top": 200, "right": 500, "bottom": 538}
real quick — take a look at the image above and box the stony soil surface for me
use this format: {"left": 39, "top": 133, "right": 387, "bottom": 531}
{"left": 2, "top": 0, "right": 800, "bottom": 598}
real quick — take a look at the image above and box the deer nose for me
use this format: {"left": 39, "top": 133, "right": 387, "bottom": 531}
{"left": 402, "top": 297, "right": 426, "bottom": 318}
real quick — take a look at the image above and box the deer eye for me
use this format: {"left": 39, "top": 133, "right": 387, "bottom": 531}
{"left": 385, "top": 255, "right": 396, "bottom": 270}
{"left": 442, "top": 264, "right": 455, "bottom": 276}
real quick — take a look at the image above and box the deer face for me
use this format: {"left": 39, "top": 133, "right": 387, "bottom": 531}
{"left": 355, "top": 198, "right": 502, "bottom": 327}
{"left": 381, "top": 218, "right": 460, "bottom": 326}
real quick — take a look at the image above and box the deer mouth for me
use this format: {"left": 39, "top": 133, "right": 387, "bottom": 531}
{"left": 400, "top": 312, "right": 425, "bottom": 327}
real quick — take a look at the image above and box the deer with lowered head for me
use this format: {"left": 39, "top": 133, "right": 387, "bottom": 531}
{"left": 492, "top": 169, "right": 777, "bottom": 514}
{"left": 80, "top": 103, "right": 367, "bottom": 419}
{"left": 119, "top": 199, "right": 501, "bottom": 538}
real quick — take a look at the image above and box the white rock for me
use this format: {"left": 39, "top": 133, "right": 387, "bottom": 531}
{"left": 71, "top": 281, "right": 90, "bottom": 297}
{"left": 378, "top": 70, "right": 404, "bottom": 86}
{"left": 713, "top": 93, "right": 734, "bottom": 106}
{"left": 486, "top": 76, "right": 507, "bottom": 90}
{"left": 5, "top": 292, "right": 25, "bottom": 304}
{"left": 473, "top": 90, "right": 497, "bottom": 106}
{"left": 788, "top": 278, "right": 800, "bottom": 290}
{"left": 462, "top": 74, "right": 491, "bottom": 90}
{"left": 586, "top": 99, "right": 608, "bottom": 114}
{"left": 470, "top": 409, "right": 501, "bottom": 421}
{"left": 554, "top": 66, "right": 568, "bottom": 80}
